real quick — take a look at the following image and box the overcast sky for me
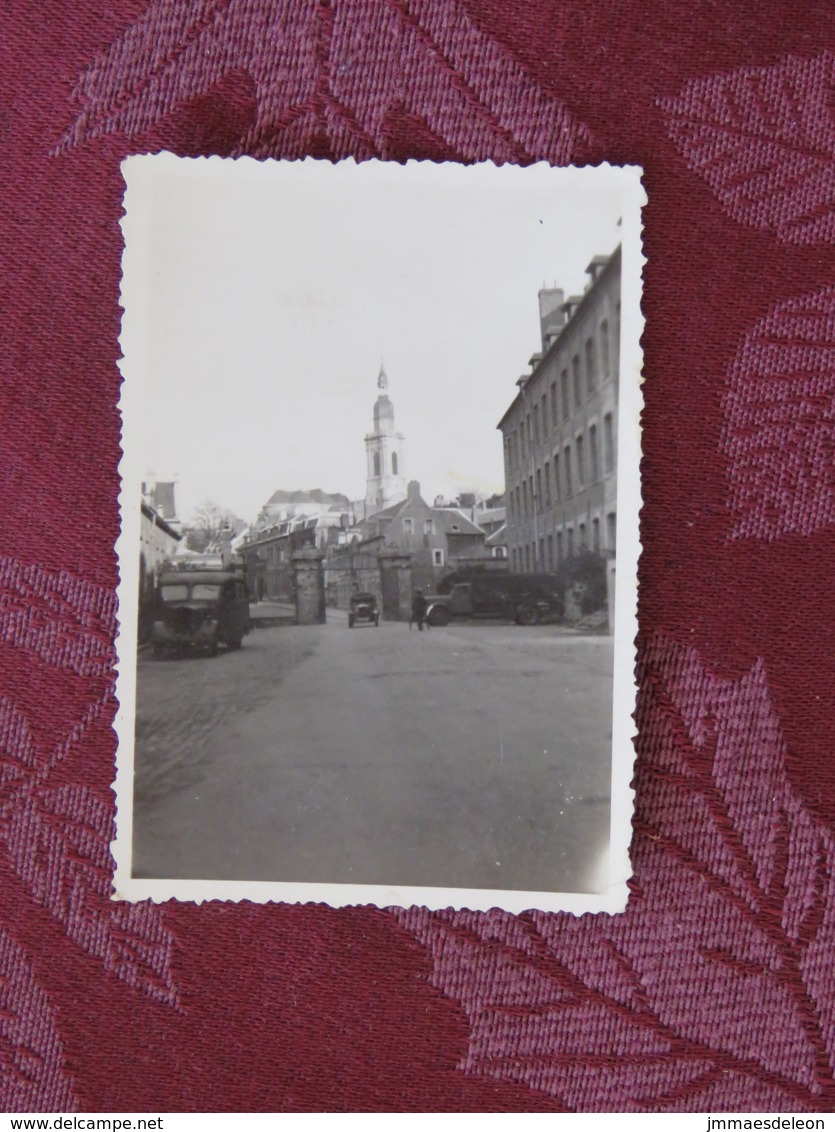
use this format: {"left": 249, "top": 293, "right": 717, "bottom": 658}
{"left": 129, "top": 157, "right": 625, "bottom": 523}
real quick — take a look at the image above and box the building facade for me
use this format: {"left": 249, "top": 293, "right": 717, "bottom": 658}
{"left": 253, "top": 488, "right": 351, "bottom": 532}
{"left": 361, "top": 480, "right": 455, "bottom": 591}
{"left": 238, "top": 510, "right": 354, "bottom": 601}
{"left": 138, "top": 497, "right": 182, "bottom": 642}
{"left": 365, "top": 362, "right": 406, "bottom": 515}
{"left": 342, "top": 480, "right": 487, "bottom": 593}
{"left": 471, "top": 500, "right": 507, "bottom": 560}
{"left": 497, "top": 247, "right": 620, "bottom": 579}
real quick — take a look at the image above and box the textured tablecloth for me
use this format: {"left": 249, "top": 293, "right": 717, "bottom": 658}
{"left": 1, "top": 0, "right": 835, "bottom": 1112}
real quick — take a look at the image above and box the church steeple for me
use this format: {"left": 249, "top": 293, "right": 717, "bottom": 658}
{"left": 365, "top": 362, "right": 406, "bottom": 516}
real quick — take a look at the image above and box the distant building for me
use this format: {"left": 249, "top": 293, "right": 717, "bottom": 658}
{"left": 497, "top": 247, "right": 620, "bottom": 588}
{"left": 432, "top": 506, "right": 494, "bottom": 569}
{"left": 365, "top": 362, "right": 406, "bottom": 516}
{"left": 326, "top": 364, "right": 496, "bottom": 606}
{"left": 142, "top": 478, "right": 181, "bottom": 533}
{"left": 356, "top": 480, "right": 487, "bottom": 591}
{"left": 472, "top": 499, "right": 507, "bottom": 560}
{"left": 485, "top": 524, "right": 507, "bottom": 559}
{"left": 239, "top": 506, "right": 355, "bottom": 602}
{"left": 426, "top": 495, "right": 507, "bottom": 558}
{"left": 254, "top": 488, "right": 351, "bottom": 531}
{"left": 361, "top": 480, "right": 450, "bottom": 590}
{"left": 138, "top": 494, "right": 182, "bottom": 642}
{"left": 238, "top": 484, "right": 357, "bottom": 598}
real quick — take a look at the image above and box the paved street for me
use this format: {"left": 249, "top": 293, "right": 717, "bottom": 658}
{"left": 132, "top": 613, "right": 614, "bottom": 894}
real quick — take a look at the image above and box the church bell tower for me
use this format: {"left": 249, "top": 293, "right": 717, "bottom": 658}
{"left": 365, "top": 362, "right": 406, "bottom": 515}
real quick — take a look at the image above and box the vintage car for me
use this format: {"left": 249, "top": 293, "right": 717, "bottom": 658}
{"left": 348, "top": 591, "right": 379, "bottom": 628}
{"left": 151, "top": 570, "right": 250, "bottom": 657}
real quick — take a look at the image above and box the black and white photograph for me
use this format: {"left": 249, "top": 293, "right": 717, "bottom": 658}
{"left": 116, "top": 156, "right": 644, "bottom": 913}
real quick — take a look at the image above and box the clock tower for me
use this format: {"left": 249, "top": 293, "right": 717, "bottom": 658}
{"left": 365, "top": 362, "right": 406, "bottom": 515}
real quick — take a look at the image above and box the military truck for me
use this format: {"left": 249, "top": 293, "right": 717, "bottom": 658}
{"left": 424, "top": 573, "right": 563, "bottom": 627}
{"left": 151, "top": 570, "right": 250, "bottom": 657}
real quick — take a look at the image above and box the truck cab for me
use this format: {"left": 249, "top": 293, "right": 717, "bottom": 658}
{"left": 151, "top": 570, "right": 250, "bottom": 658}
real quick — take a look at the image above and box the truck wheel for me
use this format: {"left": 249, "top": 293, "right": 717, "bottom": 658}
{"left": 428, "top": 606, "right": 450, "bottom": 627}
{"left": 515, "top": 604, "right": 539, "bottom": 626}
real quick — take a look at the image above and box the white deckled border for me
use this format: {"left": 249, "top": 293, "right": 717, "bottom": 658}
{"left": 114, "top": 155, "right": 646, "bottom": 915}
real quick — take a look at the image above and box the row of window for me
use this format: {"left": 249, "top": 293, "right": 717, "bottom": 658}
{"left": 402, "top": 517, "right": 435, "bottom": 535}
{"left": 508, "top": 415, "right": 615, "bottom": 524}
{"left": 507, "top": 317, "right": 618, "bottom": 468}
{"left": 511, "top": 512, "right": 616, "bottom": 573}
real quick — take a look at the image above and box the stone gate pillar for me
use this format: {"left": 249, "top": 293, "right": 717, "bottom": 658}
{"left": 378, "top": 550, "right": 412, "bottom": 622}
{"left": 293, "top": 548, "right": 326, "bottom": 625}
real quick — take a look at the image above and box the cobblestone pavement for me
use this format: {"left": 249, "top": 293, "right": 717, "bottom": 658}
{"left": 133, "top": 627, "right": 318, "bottom": 811}
{"left": 131, "top": 612, "right": 615, "bottom": 895}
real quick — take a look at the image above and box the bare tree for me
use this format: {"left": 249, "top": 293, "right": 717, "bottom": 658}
{"left": 184, "top": 499, "right": 233, "bottom": 553}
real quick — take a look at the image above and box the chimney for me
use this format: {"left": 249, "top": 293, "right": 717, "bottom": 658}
{"left": 538, "top": 287, "right": 565, "bottom": 352}
{"left": 153, "top": 481, "right": 177, "bottom": 521}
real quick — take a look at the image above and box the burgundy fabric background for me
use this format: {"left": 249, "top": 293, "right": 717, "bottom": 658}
{"left": 2, "top": 0, "right": 835, "bottom": 1112}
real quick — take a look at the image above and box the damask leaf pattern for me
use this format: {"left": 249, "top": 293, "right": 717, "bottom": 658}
{"left": 57, "top": 0, "right": 593, "bottom": 163}
{"left": 0, "top": 929, "right": 75, "bottom": 1111}
{"left": 0, "top": 562, "right": 181, "bottom": 1009}
{"left": 0, "top": 558, "right": 116, "bottom": 681}
{"left": 722, "top": 285, "right": 835, "bottom": 540}
{"left": 660, "top": 52, "right": 835, "bottom": 245}
{"left": 2, "top": 778, "right": 179, "bottom": 1007}
{"left": 0, "top": 700, "right": 42, "bottom": 793}
{"left": 397, "top": 636, "right": 835, "bottom": 1111}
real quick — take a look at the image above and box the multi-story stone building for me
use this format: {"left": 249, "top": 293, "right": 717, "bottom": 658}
{"left": 358, "top": 480, "right": 486, "bottom": 590}
{"left": 138, "top": 484, "right": 182, "bottom": 642}
{"left": 497, "top": 246, "right": 620, "bottom": 581}
{"left": 239, "top": 505, "right": 354, "bottom": 602}
{"left": 253, "top": 488, "right": 351, "bottom": 532}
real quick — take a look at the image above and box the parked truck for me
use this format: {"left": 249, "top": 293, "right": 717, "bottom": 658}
{"left": 424, "top": 572, "right": 563, "bottom": 627}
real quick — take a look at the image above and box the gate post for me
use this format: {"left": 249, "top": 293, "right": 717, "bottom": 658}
{"left": 293, "top": 548, "right": 326, "bottom": 625}
{"left": 378, "top": 550, "right": 412, "bottom": 622}
{"left": 606, "top": 559, "right": 616, "bottom": 635}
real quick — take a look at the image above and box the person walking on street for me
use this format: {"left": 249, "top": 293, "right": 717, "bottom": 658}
{"left": 411, "top": 588, "right": 428, "bottom": 631}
